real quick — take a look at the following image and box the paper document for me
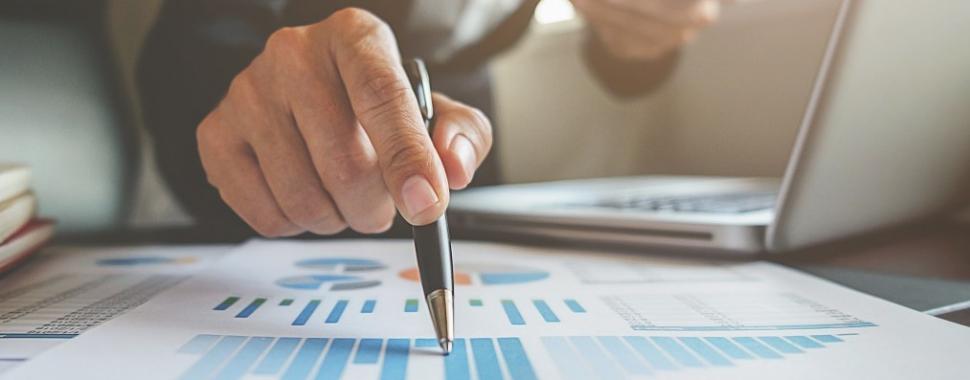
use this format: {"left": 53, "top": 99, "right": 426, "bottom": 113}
{"left": 5, "top": 240, "right": 969, "bottom": 379}
{"left": 0, "top": 245, "right": 229, "bottom": 373}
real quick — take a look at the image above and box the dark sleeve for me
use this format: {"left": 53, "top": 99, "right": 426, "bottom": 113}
{"left": 137, "top": 0, "right": 282, "bottom": 237}
{"left": 582, "top": 30, "right": 680, "bottom": 99}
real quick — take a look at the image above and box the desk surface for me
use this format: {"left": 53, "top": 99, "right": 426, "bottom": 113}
{"left": 59, "top": 220, "right": 970, "bottom": 326}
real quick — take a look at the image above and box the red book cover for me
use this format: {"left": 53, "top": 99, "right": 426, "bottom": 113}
{"left": 0, "top": 218, "right": 55, "bottom": 273}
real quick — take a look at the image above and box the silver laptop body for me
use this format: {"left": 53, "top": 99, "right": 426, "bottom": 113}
{"left": 449, "top": 0, "right": 970, "bottom": 254}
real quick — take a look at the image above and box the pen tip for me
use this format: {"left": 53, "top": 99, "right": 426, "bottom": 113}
{"left": 440, "top": 339, "right": 452, "bottom": 355}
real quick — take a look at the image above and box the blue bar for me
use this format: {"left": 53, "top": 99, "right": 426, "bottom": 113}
{"left": 214, "top": 297, "right": 240, "bottom": 311}
{"left": 501, "top": 300, "right": 526, "bottom": 325}
{"left": 678, "top": 337, "right": 733, "bottom": 367}
{"left": 235, "top": 298, "right": 267, "bottom": 318}
{"left": 214, "top": 337, "right": 273, "bottom": 380}
{"left": 445, "top": 339, "right": 471, "bottom": 380}
{"left": 623, "top": 336, "right": 677, "bottom": 370}
{"left": 651, "top": 337, "right": 704, "bottom": 368}
{"left": 758, "top": 337, "right": 803, "bottom": 354}
{"left": 596, "top": 337, "right": 650, "bottom": 375}
{"left": 253, "top": 338, "right": 301, "bottom": 375}
{"left": 541, "top": 337, "right": 594, "bottom": 380}
{"left": 785, "top": 336, "right": 824, "bottom": 349}
{"left": 315, "top": 338, "right": 354, "bottom": 380}
{"left": 569, "top": 336, "right": 624, "bottom": 379}
{"left": 703, "top": 337, "right": 753, "bottom": 360}
{"left": 325, "top": 300, "right": 349, "bottom": 324}
{"left": 564, "top": 299, "right": 586, "bottom": 313}
{"left": 362, "top": 300, "right": 376, "bottom": 313}
{"left": 532, "top": 300, "right": 560, "bottom": 323}
{"left": 281, "top": 338, "right": 328, "bottom": 380}
{"left": 380, "top": 339, "right": 410, "bottom": 380}
{"left": 354, "top": 339, "right": 382, "bottom": 364}
{"left": 415, "top": 339, "right": 438, "bottom": 347}
{"left": 293, "top": 300, "right": 320, "bottom": 326}
{"left": 179, "top": 335, "right": 246, "bottom": 380}
{"left": 812, "top": 335, "right": 843, "bottom": 343}
{"left": 732, "top": 337, "right": 783, "bottom": 359}
{"left": 498, "top": 338, "right": 537, "bottom": 380}
{"left": 179, "top": 334, "right": 220, "bottom": 354}
{"left": 405, "top": 299, "right": 419, "bottom": 313}
{"left": 471, "top": 338, "right": 503, "bottom": 380}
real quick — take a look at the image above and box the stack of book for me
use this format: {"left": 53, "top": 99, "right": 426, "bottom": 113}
{"left": 0, "top": 164, "right": 54, "bottom": 272}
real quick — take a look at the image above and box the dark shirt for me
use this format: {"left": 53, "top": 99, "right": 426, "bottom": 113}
{"left": 137, "top": 0, "right": 678, "bottom": 238}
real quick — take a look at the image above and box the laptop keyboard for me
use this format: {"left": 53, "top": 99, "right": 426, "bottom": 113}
{"left": 594, "top": 191, "right": 777, "bottom": 214}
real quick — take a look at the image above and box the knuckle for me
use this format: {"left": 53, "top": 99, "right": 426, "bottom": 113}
{"left": 383, "top": 130, "right": 433, "bottom": 175}
{"left": 330, "top": 8, "right": 391, "bottom": 37}
{"left": 350, "top": 208, "right": 395, "bottom": 234}
{"left": 281, "top": 193, "right": 337, "bottom": 228}
{"left": 357, "top": 71, "right": 413, "bottom": 121}
{"left": 253, "top": 218, "right": 295, "bottom": 238}
{"left": 264, "top": 27, "right": 303, "bottom": 56}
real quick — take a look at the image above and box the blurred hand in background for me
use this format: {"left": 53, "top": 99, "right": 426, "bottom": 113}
{"left": 572, "top": 0, "right": 723, "bottom": 60}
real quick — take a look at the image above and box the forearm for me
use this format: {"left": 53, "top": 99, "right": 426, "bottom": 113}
{"left": 582, "top": 30, "right": 680, "bottom": 98}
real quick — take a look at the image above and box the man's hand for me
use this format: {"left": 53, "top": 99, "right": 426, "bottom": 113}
{"left": 572, "top": 0, "right": 722, "bottom": 61}
{"left": 197, "top": 8, "right": 492, "bottom": 237}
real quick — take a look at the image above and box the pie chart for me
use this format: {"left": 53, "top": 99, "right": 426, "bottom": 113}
{"left": 276, "top": 274, "right": 381, "bottom": 291}
{"left": 294, "top": 258, "right": 385, "bottom": 272}
{"left": 97, "top": 256, "right": 197, "bottom": 266}
{"left": 399, "top": 263, "right": 549, "bottom": 286}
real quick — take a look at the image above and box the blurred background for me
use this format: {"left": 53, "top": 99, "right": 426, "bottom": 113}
{"left": 0, "top": 0, "right": 964, "bottom": 235}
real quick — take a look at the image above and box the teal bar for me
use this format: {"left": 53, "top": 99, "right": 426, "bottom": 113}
{"left": 623, "top": 336, "right": 677, "bottom": 370}
{"left": 785, "top": 336, "right": 824, "bottom": 349}
{"left": 596, "top": 337, "right": 651, "bottom": 375}
{"left": 253, "top": 338, "right": 301, "bottom": 375}
{"left": 325, "top": 300, "right": 349, "bottom": 324}
{"left": 498, "top": 338, "right": 537, "bottom": 380}
{"left": 361, "top": 300, "right": 376, "bottom": 313}
{"left": 703, "top": 337, "right": 753, "bottom": 360}
{"left": 469, "top": 299, "right": 483, "bottom": 307}
{"left": 564, "top": 299, "right": 586, "bottom": 313}
{"left": 280, "top": 299, "right": 294, "bottom": 306}
{"left": 380, "top": 339, "right": 410, "bottom": 380}
{"left": 501, "top": 300, "right": 526, "bottom": 325}
{"left": 569, "top": 336, "right": 624, "bottom": 379}
{"left": 471, "top": 338, "right": 503, "bottom": 380}
{"left": 179, "top": 335, "right": 246, "bottom": 380}
{"left": 759, "top": 337, "right": 803, "bottom": 354}
{"left": 541, "top": 337, "right": 594, "bottom": 380}
{"left": 445, "top": 339, "right": 471, "bottom": 380}
{"left": 651, "top": 337, "right": 704, "bottom": 368}
{"left": 354, "top": 339, "right": 382, "bottom": 364}
{"left": 214, "top": 337, "right": 274, "bottom": 380}
{"left": 533, "top": 300, "right": 560, "bottom": 323}
{"left": 281, "top": 338, "right": 328, "bottom": 380}
{"left": 235, "top": 298, "right": 266, "bottom": 318}
{"left": 678, "top": 337, "right": 733, "bottom": 367}
{"left": 405, "top": 299, "right": 419, "bottom": 313}
{"left": 179, "top": 334, "right": 219, "bottom": 354}
{"left": 314, "top": 338, "right": 354, "bottom": 380}
{"left": 292, "top": 300, "right": 320, "bottom": 326}
{"left": 214, "top": 296, "right": 240, "bottom": 311}
{"left": 812, "top": 335, "right": 843, "bottom": 343}
{"left": 732, "top": 337, "right": 783, "bottom": 359}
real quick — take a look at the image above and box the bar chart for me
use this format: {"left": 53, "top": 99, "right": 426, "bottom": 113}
{"left": 175, "top": 333, "right": 857, "bottom": 380}
{"left": 604, "top": 293, "right": 876, "bottom": 331}
{"left": 210, "top": 296, "right": 592, "bottom": 328}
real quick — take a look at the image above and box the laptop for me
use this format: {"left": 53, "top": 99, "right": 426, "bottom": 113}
{"left": 449, "top": 0, "right": 970, "bottom": 254}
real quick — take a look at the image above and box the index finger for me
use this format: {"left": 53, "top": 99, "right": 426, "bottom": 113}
{"left": 316, "top": 9, "right": 449, "bottom": 225}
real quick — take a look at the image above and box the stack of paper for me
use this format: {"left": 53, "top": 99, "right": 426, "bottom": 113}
{"left": 0, "top": 164, "right": 54, "bottom": 272}
{"left": 4, "top": 240, "right": 969, "bottom": 379}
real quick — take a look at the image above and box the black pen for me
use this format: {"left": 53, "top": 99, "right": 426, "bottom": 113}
{"left": 403, "top": 58, "right": 454, "bottom": 355}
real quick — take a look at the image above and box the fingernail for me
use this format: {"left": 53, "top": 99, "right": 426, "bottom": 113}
{"left": 401, "top": 175, "right": 439, "bottom": 217}
{"left": 450, "top": 135, "right": 478, "bottom": 179}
